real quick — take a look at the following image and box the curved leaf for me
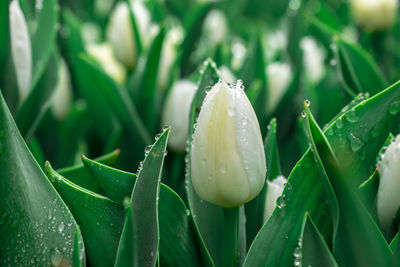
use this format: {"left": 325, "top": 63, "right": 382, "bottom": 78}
{"left": 300, "top": 213, "right": 338, "bottom": 267}
{"left": 114, "top": 128, "right": 169, "bottom": 267}
{"left": 244, "top": 80, "right": 400, "bottom": 266}
{"left": 0, "top": 92, "right": 84, "bottom": 266}
{"left": 45, "top": 162, "right": 125, "bottom": 267}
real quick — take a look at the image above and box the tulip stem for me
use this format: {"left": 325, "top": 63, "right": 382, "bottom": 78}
{"left": 222, "top": 207, "right": 239, "bottom": 267}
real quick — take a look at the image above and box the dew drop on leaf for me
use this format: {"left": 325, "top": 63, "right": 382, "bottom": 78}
{"left": 349, "top": 133, "right": 363, "bottom": 152}
{"left": 50, "top": 248, "right": 63, "bottom": 266}
{"left": 389, "top": 100, "right": 400, "bottom": 115}
{"left": 346, "top": 108, "right": 359, "bottom": 123}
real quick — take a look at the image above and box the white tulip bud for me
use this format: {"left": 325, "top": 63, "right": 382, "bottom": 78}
{"left": 231, "top": 39, "right": 246, "bottom": 71}
{"left": 162, "top": 80, "right": 197, "bottom": 152}
{"left": 191, "top": 80, "right": 266, "bottom": 208}
{"left": 265, "top": 30, "right": 287, "bottom": 61}
{"left": 157, "top": 27, "right": 184, "bottom": 90}
{"left": 106, "top": 0, "right": 151, "bottom": 68}
{"left": 219, "top": 66, "right": 236, "bottom": 84}
{"left": 350, "top": 0, "right": 398, "bottom": 31}
{"left": 203, "top": 10, "right": 228, "bottom": 45}
{"left": 264, "top": 175, "right": 286, "bottom": 222}
{"left": 300, "top": 37, "right": 326, "bottom": 84}
{"left": 51, "top": 59, "right": 72, "bottom": 120}
{"left": 377, "top": 135, "right": 400, "bottom": 229}
{"left": 86, "top": 43, "right": 126, "bottom": 84}
{"left": 9, "top": 0, "right": 32, "bottom": 103}
{"left": 266, "top": 62, "right": 292, "bottom": 113}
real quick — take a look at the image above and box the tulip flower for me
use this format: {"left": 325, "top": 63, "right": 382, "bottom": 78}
{"left": 106, "top": 0, "right": 151, "bottom": 68}
{"left": 266, "top": 62, "right": 292, "bottom": 113}
{"left": 162, "top": 80, "right": 197, "bottom": 152}
{"left": 300, "top": 37, "right": 325, "bottom": 84}
{"left": 191, "top": 80, "right": 266, "bottom": 208}
{"left": 264, "top": 175, "right": 286, "bottom": 221}
{"left": 350, "top": 0, "right": 398, "bottom": 31}
{"left": 86, "top": 43, "right": 126, "bottom": 84}
{"left": 51, "top": 59, "right": 72, "bottom": 120}
{"left": 9, "top": 0, "right": 32, "bottom": 102}
{"left": 377, "top": 135, "right": 400, "bottom": 229}
{"left": 203, "top": 10, "right": 228, "bottom": 46}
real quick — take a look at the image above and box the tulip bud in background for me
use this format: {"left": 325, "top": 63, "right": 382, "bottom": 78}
{"left": 219, "top": 66, "right": 236, "bottom": 84}
{"left": 265, "top": 30, "right": 287, "bottom": 61}
{"left": 350, "top": 0, "right": 398, "bottom": 31}
{"left": 203, "top": 10, "right": 228, "bottom": 46}
{"left": 9, "top": 0, "right": 32, "bottom": 103}
{"left": 264, "top": 175, "right": 286, "bottom": 222}
{"left": 106, "top": 0, "right": 151, "bottom": 69}
{"left": 377, "top": 135, "right": 400, "bottom": 229}
{"left": 157, "top": 27, "right": 184, "bottom": 90}
{"left": 162, "top": 80, "right": 197, "bottom": 152}
{"left": 300, "top": 37, "right": 326, "bottom": 84}
{"left": 266, "top": 62, "right": 292, "bottom": 113}
{"left": 231, "top": 39, "right": 247, "bottom": 71}
{"left": 191, "top": 80, "right": 266, "bottom": 208}
{"left": 86, "top": 43, "right": 126, "bottom": 84}
{"left": 51, "top": 59, "right": 72, "bottom": 120}
{"left": 81, "top": 22, "right": 102, "bottom": 44}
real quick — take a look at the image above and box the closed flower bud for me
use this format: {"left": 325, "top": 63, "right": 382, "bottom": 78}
{"left": 191, "top": 81, "right": 266, "bottom": 208}
{"left": 264, "top": 175, "right": 286, "bottom": 221}
{"left": 300, "top": 37, "right": 325, "bottom": 84}
{"left": 162, "top": 80, "right": 197, "bottom": 152}
{"left": 266, "top": 62, "right": 292, "bottom": 113}
{"left": 86, "top": 43, "right": 126, "bottom": 84}
{"left": 106, "top": 0, "right": 151, "bottom": 68}
{"left": 377, "top": 135, "right": 400, "bottom": 229}
{"left": 9, "top": 0, "right": 32, "bottom": 103}
{"left": 51, "top": 59, "right": 72, "bottom": 120}
{"left": 203, "top": 10, "right": 228, "bottom": 45}
{"left": 350, "top": 0, "right": 398, "bottom": 31}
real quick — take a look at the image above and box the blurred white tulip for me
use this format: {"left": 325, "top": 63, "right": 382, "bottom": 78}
{"left": 106, "top": 0, "right": 151, "bottom": 69}
{"left": 51, "top": 59, "right": 72, "bottom": 120}
{"left": 300, "top": 37, "right": 325, "bottom": 84}
{"left": 219, "top": 66, "right": 236, "bottom": 84}
{"left": 377, "top": 135, "right": 400, "bottom": 229}
{"left": 203, "top": 10, "right": 228, "bottom": 46}
{"left": 266, "top": 62, "right": 292, "bottom": 113}
{"left": 162, "top": 80, "right": 197, "bottom": 152}
{"left": 9, "top": 0, "right": 32, "bottom": 103}
{"left": 350, "top": 0, "right": 398, "bottom": 31}
{"left": 191, "top": 80, "right": 266, "bottom": 208}
{"left": 86, "top": 43, "right": 126, "bottom": 84}
{"left": 264, "top": 175, "right": 286, "bottom": 221}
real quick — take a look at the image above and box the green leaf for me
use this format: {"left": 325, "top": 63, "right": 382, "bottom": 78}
{"left": 58, "top": 149, "right": 120, "bottom": 193}
{"left": 16, "top": 51, "right": 59, "bottom": 140}
{"left": 0, "top": 92, "right": 84, "bottom": 266}
{"left": 0, "top": 0, "right": 9, "bottom": 79}
{"left": 75, "top": 55, "right": 152, "bottom": 146}
{"left": 31, "top": 0, "right": 58, "bottom": 87}
{"left": 358, "top": 169, "right": 380, "bottom": 212}
{"left": 303, "top": 103, "right": 391, "bottom": 266}
{"left": 186, "top": 59, "right": 222, "bottom": 267}
{"left": 335, "top": 37, "right": 387, "bottom": 96}
{"left": 82, "top": 155, "right": 136, "bottom": 203}
{"left": 180, "top": 2, "right": 212, "bottom": 76}
{"left": 82, "top": 152, "right": 203, "bottom": 266}
{"left": 244, "top": 118, "right": 281, "bottom": 247}
{"left": 392, "top": 231, "right": 400, "bottom": 267}
{"left": 244, "top": 80, "right": 400, "bottom": 266}
{"left": 134, "top": 27, "right": 165, "bottom": 134}
{"left": 44, "top": 162, "right": 125, "bottom": 267}
{"left": 114, "top": 128, "right": 169, "bottom": 267}
{"left": 73, "top": 225, "right": 86, "bottom": 267}
{"left": 300, "top": 213, "right": 338, "bottom": 267}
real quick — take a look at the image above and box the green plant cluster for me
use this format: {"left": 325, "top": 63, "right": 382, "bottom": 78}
{"left": 1, "top": 0, "right": 400, "bottom": 266}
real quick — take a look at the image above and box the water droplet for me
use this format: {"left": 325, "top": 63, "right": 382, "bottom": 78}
{"left": 329, "top": 58, "right": 337, "bottom": 66}
{"left": 301, "top": 111, "right": 306, "bottom": 118}
{"left": 123, "top": 197, "right": 130, "bottom": 209}
{"left": 185, "top": 209, "right": 190, "bottom": 216}
{"left": 50, "top": 248, "right": 63, "bottom": 266}
{"left": 293, "top": 246, "right": 302, "bottom": 266}
{"left": 241, "top": 118, "right": 248, "bottom": 126}
{"left": 227, "top": 108, "right": 234, "bottom": 116}
{"left": 304, "top": 99, "right": 310, "bottom": 107}
{"left": 389, "top": 100, "right": 400, "bottom": 115}
{"left": 336, "top": 117, "right": 343, "bottom": 129}
{"left": 58, "top": 222, "right": 64, "bottom": 233}
{"left": 326, "top": 127, "right": 333, "bottom": 136}
{"left": 346, "top": 108, "right": 358, "bottom": 123}
{"left": 220, "top": 165, "right": 227, "bottom": 174}
{"left": 349, "top": 133, "right": 363, "bottom": 152}
{"left": 277, "top": 194, "right": 286, "bottom": 208}
{"left": 144, "top": 145, "right": 152, "bottom": 155}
